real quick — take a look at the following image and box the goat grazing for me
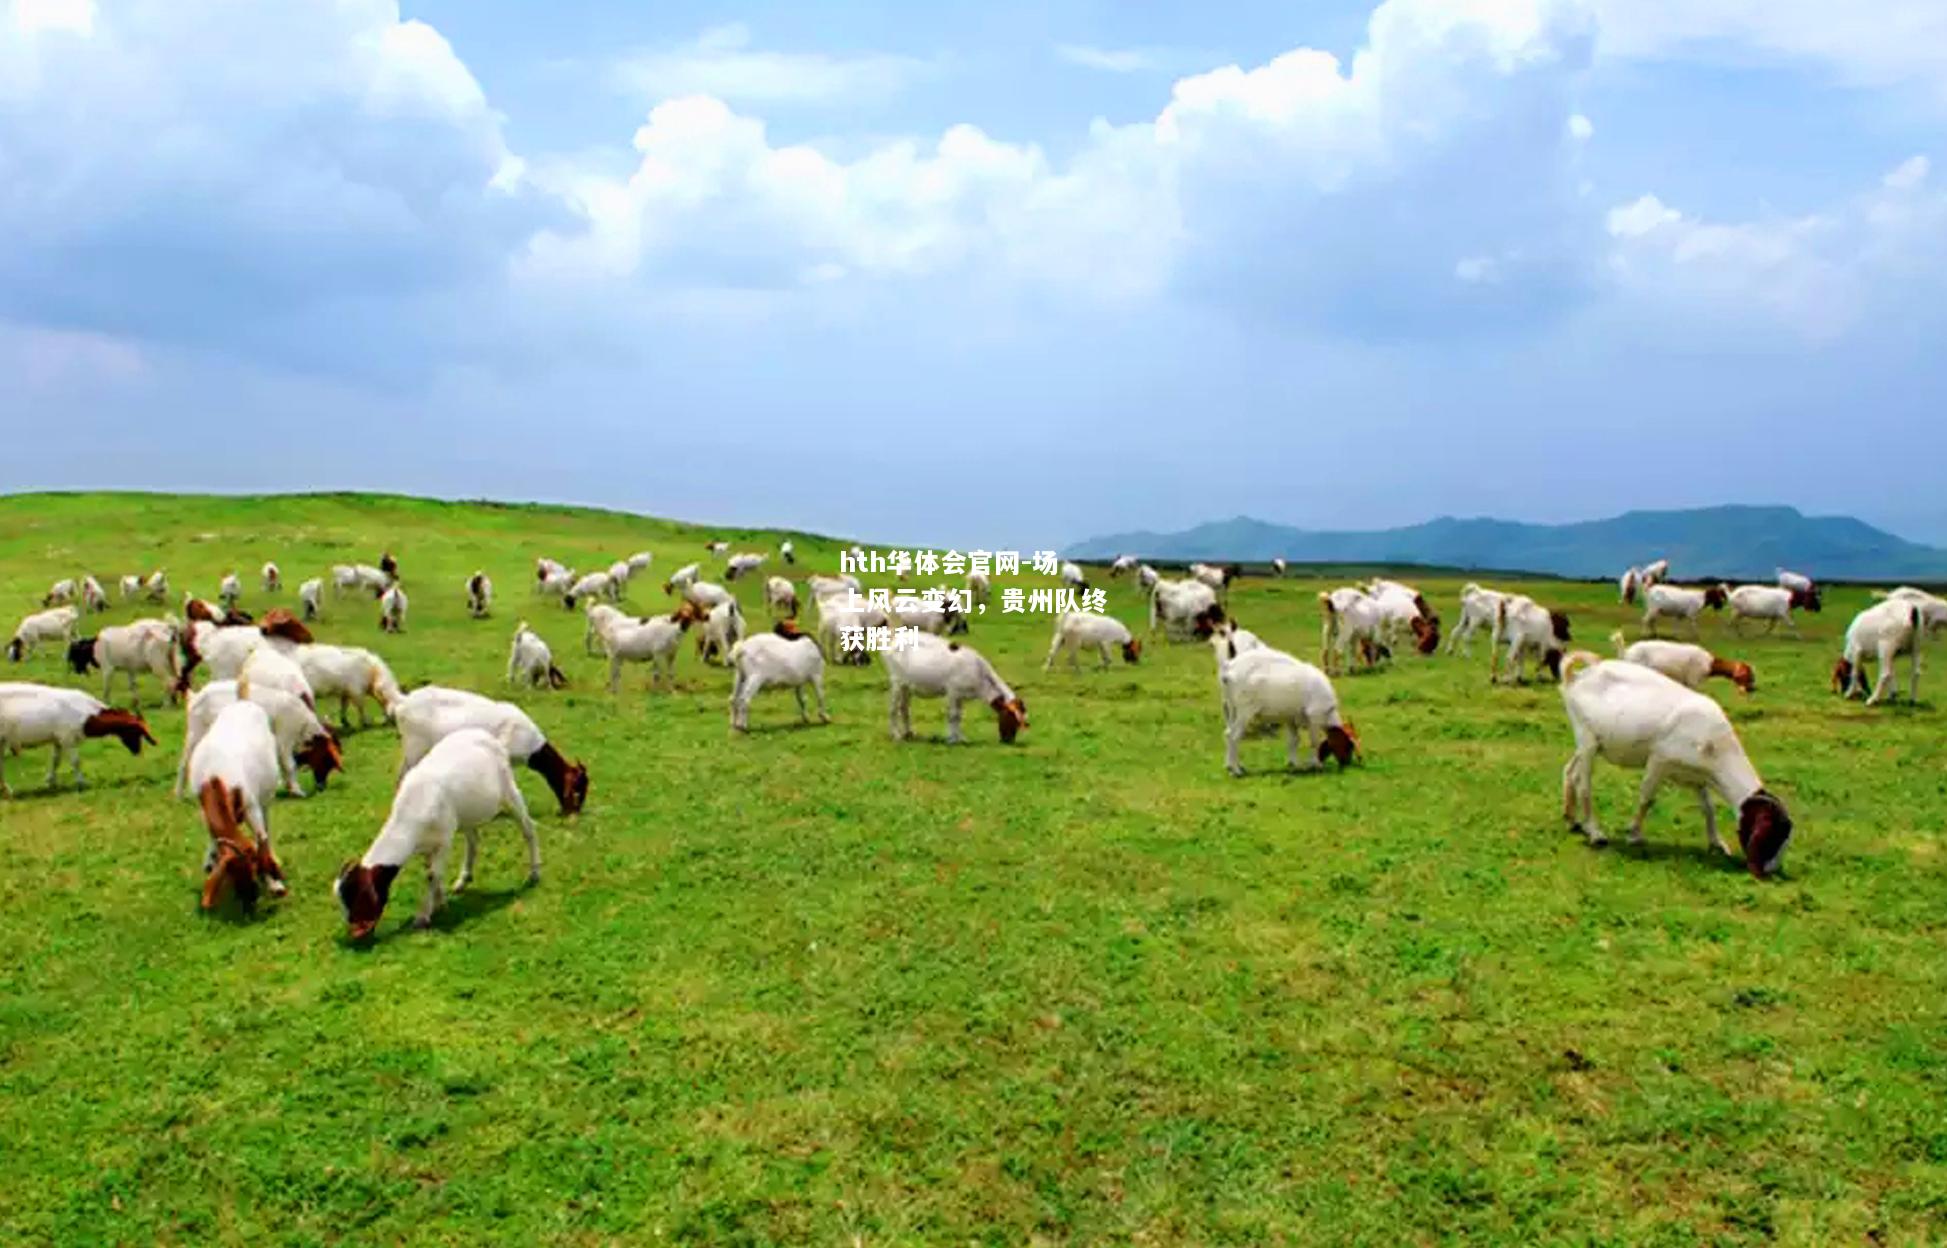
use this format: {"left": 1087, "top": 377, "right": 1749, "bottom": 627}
{"left": 335, "top": 728, "right": 540, "bottom": 939}
{"left": 1558, "top": 653, "right": 1791, "bottom": 876}
{"left": 1490, "top": 595, "right": 1571, "bottom": 684}
{"left": 884, "top": 635, "right": 1027, "bottom": 744}
{"left": 1834, "top": 598, "right": 1925, "bottom": 705}
{"left": 176, "top": 679, "right": 343, "bottom": 800}
{"left": 393, "top": 686, "right": 589, "bottom": 815}
{"left": 507, "top": 622, "right": 567, "bottom": 689}
{"left": 1611, "top": 633, "right": 1754, "bottom": 695}
{"left": 187, "top": 700, "right": 291, "bottom": 909}
{"left": 0, "top": 683, "right": 154, "bottom": 797}
{"left": 8, "top": 606, "right": 80, "bottom": 662}
{"left": 1216, "top": 640, "right": 1359, "bottom": 777}
{"left": 1044, "top": 611, "right": 1141, "bottom": 671}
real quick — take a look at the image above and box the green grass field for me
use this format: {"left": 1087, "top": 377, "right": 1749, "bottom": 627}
{"left": 1, "top": 491, "right": 1943, "bottom": 1245}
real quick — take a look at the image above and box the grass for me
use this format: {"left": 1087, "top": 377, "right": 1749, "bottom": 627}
{"left": 1, "top": 489, "right": 1944, "bottom": 1246}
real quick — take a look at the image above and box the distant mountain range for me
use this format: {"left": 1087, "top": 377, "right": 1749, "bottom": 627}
{"left": 1069, "top": 506, "right": 1947, "bottom": 582}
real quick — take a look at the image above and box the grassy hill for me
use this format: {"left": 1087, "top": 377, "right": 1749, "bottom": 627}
{"left": 2, "top": 491, "right": 1945, "bottom": 1244}
{"left": 1072, "top": 504, "right": 1947, "bottom": 581}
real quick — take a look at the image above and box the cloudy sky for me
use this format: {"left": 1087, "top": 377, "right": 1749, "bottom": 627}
{"left": 4, "top": 0, "right": 1944, "bottom": 548}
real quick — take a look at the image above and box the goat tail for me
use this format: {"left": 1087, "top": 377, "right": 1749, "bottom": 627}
{"left": 1608, "top": 629, "right": 1627, "bottom": 658}
{"left": 1559, "top": 651, "right": 1602, "bottom": 685}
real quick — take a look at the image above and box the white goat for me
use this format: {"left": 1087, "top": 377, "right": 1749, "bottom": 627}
{"left": 1776, "top": 568, "right": 1813, "bottom": 594}
{"left": 1727, "top": 584, "right": 1819, "bottom": 635}
{"left": 1446, "top": 583, "right": 1506, "bottom": 657}
{"left": 240, "top": 645, "right": 318, "bottom": 711}
{"left": 378, "top": 583, "right": 408, "bottom": 633}
{"left": 684, "top": 579, "right": 734, "bottom": 611}
{"left": 296, "top": 643, "right": 403, "bottom": 727}
{"left": 1611, "top": 634, "right": 1754, "bottom": 695}
{"left": 603, "top": 602, "right": 704, "bottom": 692}
{"left": 118, "top": 573, "right": 143, "bottom": 601}
{"left": 564, "top": 570, "right": 614, "bottom": 609}
{"left": 262, "top": 562, "right": 281, "bottom": 593}
{"left": 626, "top": 551, "right": 655, "bottom": 576}
{"left": 1641, "top": 584, "right": 1727, "bottom": 638}
{"left": 1872, "top": 587, "right": 1947, "bottom": 636}
{"left": 726, "top": 552, "right": 766, "bottom": 581}
{"left": 1558, "top": 653, "right": 1792, "bottom": 876}
{"left": 176, "top": 679, "right": 343, "bottom": 800}
{"left": 43, "top": 577, "right": 77, "bottom": 607}
{"left": 1150, "top": 578, "right": 1221, "bottom": 642}
{"left": 728, "top": 624, "right": 830, "bottom": 731}
{"left": 764, "top": 576, "right": 799, "bottom": 617}
{"left": 698, "top": 598, "right": 746, "bottom": 665}
{"left": 1317, "top": 588, "right": 1387, "bottom": 674}
{"left": 815, "top": 593, "right": 889, "bottom": 667}
{"left": 71, "top": 618, "right": 181, "bottom": 708}
{"left": 779, "top": 541, "right": 795, "bottom": 565}
{"left": 664, "top": 563, "right": 701, "bottom": 595}
{"left": 218, "top": 572, "right": 243, "bottom": 608}
{"left": 1490, "top": 595, "right": 1571, "bottom": 684}
{"left": 7, "top": 606, "right": 80, "bottom": 662}
{"left": 332, "top": 564, "right": 389, "bottom": 598}
{"left": 1044, "top": 611, "right": 1141, "bottom": 671}
{"left": 884, "top": 636, "right": 1027, "bottom": 744}
{"left": 334, "top": 728, "right": 540, "bottom": 939}
{"left": 393, "top": 685, "right": 589, "bottom": 815}
{"left": 142, "top": 570, "right": 169, "bottom": 604}
{"left": 187, "top": 700, "right": 290, "bottom": 908}
{"left": 1060, "top": 561, "right": 1089, "bottom": 590}
{"left": 0, "top": 683, "right": 155, "bottom": 796}
{"left": 80, "top": 575, "right": 109, "bottom": 614}
{"left": 966, "top": 571, "right": 991, "bottom": 608}
{"left": 507, "top": 622, "right": 566, "bottom": 689}
{"left": 583, "top": 601, "right": 628, "bottom": 656}
{"left": 1834, "top": 598, "right": 1925, "bottom": 705}
{"left": 298, "top": 578, "right": 324, "bottom": 621}
{"left": 1109, "top": 554, "right": 1138, "bottom": 578}
{"left": 1217, "top": 642, "right": 1359, "bottom": 777}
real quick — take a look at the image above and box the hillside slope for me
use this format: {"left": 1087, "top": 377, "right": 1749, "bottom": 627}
{"left": 1070, "top": 505, "right": 1947, "bottom": 580}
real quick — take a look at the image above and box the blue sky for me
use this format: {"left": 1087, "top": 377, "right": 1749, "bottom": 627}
{"left": 3, "top": 0, "right": 1945, "bottom": 549}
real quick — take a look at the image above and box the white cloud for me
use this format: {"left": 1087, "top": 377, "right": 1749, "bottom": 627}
{"left": 0, "top": 0, "right": 549, "bottom": 368}
{"left": 534, "top": 0, "right": 1601, "bottom": 332}
{"left": 1591, "top": 0, "right": 1947, "bottom": 95}
{"left": 1885, "top": 154, "right": 1930, "bottom": 190}
{"left": 610, "top": 22, "right": 928, "bottom": 106}
{"left": 1605, "top": 158, "right": 1947, "bottom": 340}
{"left": 12, "top": 0, "right": 92, "bottom": 35}
{"left": 1568, "top": 112, "right": 1593, "bottom": 140}
{"left": 1606, "top": 194, "right": 1682, "bottom": 237}
{"left": 1057, "top": 44, "right": 1159, "bottom": 73}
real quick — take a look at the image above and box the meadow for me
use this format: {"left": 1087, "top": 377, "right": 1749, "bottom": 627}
{"left": 1, "top": 490, "right": 1944, "bottom": 1246}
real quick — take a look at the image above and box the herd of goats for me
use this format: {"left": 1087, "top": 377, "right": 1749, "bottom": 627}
{"left": 2, "top": 542, "right": 1942, "bottom": 940}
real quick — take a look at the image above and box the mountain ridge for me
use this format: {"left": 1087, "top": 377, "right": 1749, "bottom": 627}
{"left": 1069, "top": 505, "right": 1947, "bottom": 581}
